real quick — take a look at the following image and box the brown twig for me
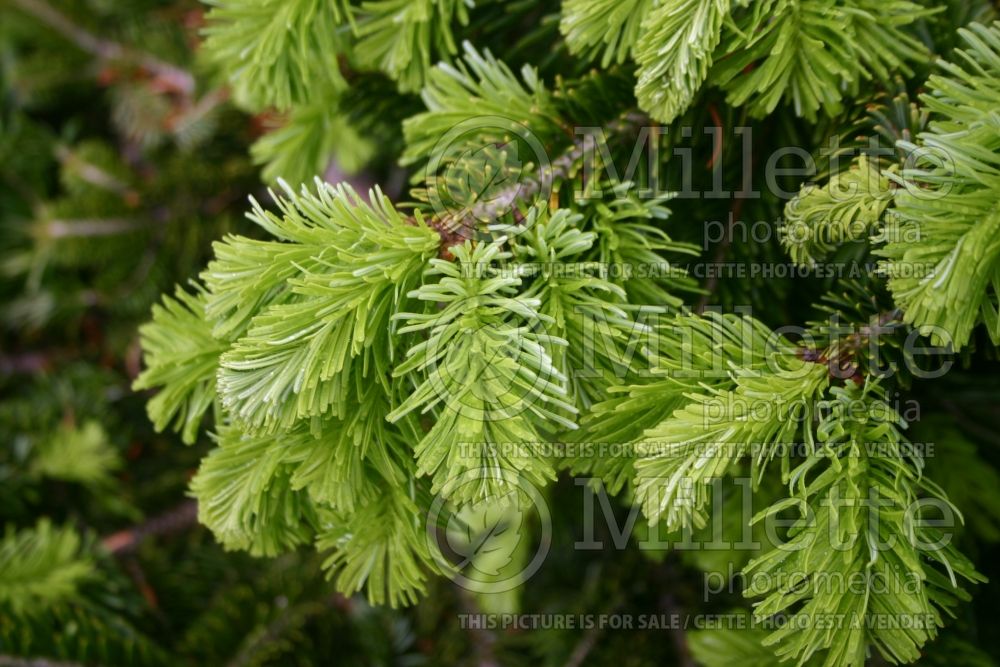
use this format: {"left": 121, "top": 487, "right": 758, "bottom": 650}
{"left": 705, "top": 103, "right": 724, "bottom": 170}
{"left": 799, "top": 309, "right": 904, "bottom": 382}
{"left": 54, "top": 145, "right": 134, "bottom": 199}
{"left": 563, "top": 623, "right": 601, "bottom": 667}
{"left": 167, "top": 87, "right": 231, "bottom": 135}
{"left": 101, "top": 500, "right": 199, "bottom": 555}
{"left": 429, "top": 111, "right": 650, "bottom": 248}
{"left": 122, "top": 556, "right": 160, "bottom": 610}
{"left": 696, "top": 109, "right": 759, "bottom": 313}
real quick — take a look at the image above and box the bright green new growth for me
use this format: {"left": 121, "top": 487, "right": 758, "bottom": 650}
{"left": 205, "top": 0, "right": 940, "bottom": 188}
{"left": 200, "top": 0, "right": 467, "bottom": 184}
{"left": 504, "top": 206, "right": 657, "bottom": 409}
{"left": 135, "top": 171, "right": 697, "bottom": 606}
{"left": 560, "top": 0, "right": 930, "bottom": 123}
{"left": 213, "top": 181, "right": 440, "bottom": 433}
{"left": 201, "top": 0, "right": 353, "bottom": 109}
{"left": 781, "top": 155, "right": 894, "bottom": 266}
{"left": 745, "top": 385, "right": 983, "bottom": 667}
{"left": 402, "top": 42, "right": 561, "bottom": 165}
{"left": 135, "top": 286, "right": 223, "bottom": 444}
{"left": 0, "top": 520, "right": 94, "bottom": 614}
{"left": 138, "top": 182, "right": 448, "bottom": 606}
{"left": 714, "top": 0, "right": 930, "bottom": 120}
{"left": 353, "top": 0, "right": 471, "bottom": 93}
{"left": 627, "top": 319, "right": 983, "bottom": 665}
{"left": 779, "top": 22, "right": 1000, "bottom": 351}
{"left": 877, "top": 23, "right": 1000, "bottom": 350}
{"left": 634, "top": 0, "right": 729, "bottom": 125}
{"left": 566, "top": 312, "right": 774, "bottom": 495}
{"left": 635, "top": 357, "right": 829, "bottom": 531}
{"left": 388, "top": 239, "right": 576, "bottom": 503}
{"left": 30, "top": 420, "right": 122, "bottom": 487}
{"left": 132, "top": 5, "right": 1000, "bottom": 665}
{"left": 250, "top": 103, "right": 376, "bottom": 185}
{"left": 560, "top": 0, "right": 653, "bottom": 67}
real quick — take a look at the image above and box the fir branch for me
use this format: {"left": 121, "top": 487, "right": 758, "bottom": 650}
{"left": 715, "top": 0, "right": 932, "bottom": 120}
{"left": 212, "top": 181, "right": 440, "bottom": 433}
{"left": 634, "top": 0, "right": 729, "bottom": 124}
{"left": 388, "top": 239, "right": 576, "bottom": 502}
{"left": 560, "top": 0, "right": 653, "bottom": 67}
{"left": 745, "top": 384, "right": 984, "bottom": 666}
{"left": 201, "top": 0, "right": 351, "bottom": 109}
{"left": 0, "top": 521, "right": 95, "bottom": 614}
{"left": 876, "top": 22, "right": 1000, "bottom": 350}
{"left": 317, "top": 485, "right": 442, "bottom": 607}
{"left": 134, "top": 286, "right": 224, "bottom": 445}
{"left": 435, "top": 111, "right": 648, "bottom": 236}
{"left": 7, "top": 0, "right": 194, "bottom": 95}
{"left": 354, "top": 0, "right": 471, "bottom": 93}
{"left": 107, "top": 4, "right": 1000, "bottom": 655}
{"left": 781, "top": 155, "right": 895, "bottom": 266}
{"left": 190, "top": 426, "right": 316, "bottom": 557}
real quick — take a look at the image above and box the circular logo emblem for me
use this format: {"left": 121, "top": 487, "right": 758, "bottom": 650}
{"left": 423, "top": 115, "right": 551, "bottom": 232}
{"left": 425, "top": 469, "right": 552, "bottom": 594}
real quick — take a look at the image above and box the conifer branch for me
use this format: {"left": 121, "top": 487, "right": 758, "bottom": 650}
{"left": 225, "top": 594, "right": 344, "bottom": 667}
{"left": 7, "top": 0, "right": 195, "bottom": 95}
{"left": 434, "top": 111, "right": 649, "bottom": 238}
{"left": 102, "top": 6, "right": 1000, "bottom": 663}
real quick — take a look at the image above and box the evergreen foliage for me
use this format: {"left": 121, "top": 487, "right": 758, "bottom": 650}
{"left": 877, "top": 22, "right": 1000, "bottom": 350}
{"left": 6, "top": 0, "right": 1000, "bottom": 664}
{"left": 0, "top": 520, "right": 95, "bottom": 614}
